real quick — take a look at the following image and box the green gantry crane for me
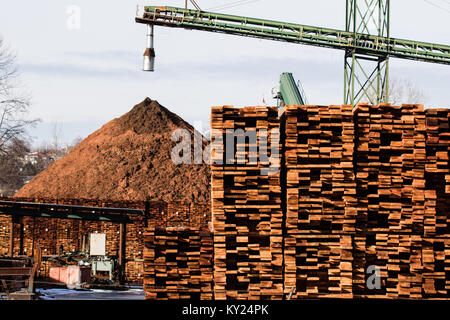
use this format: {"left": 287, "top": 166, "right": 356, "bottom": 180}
{"left": 136, "top": 1, "right": 450, "bottom": 106}
{"left": 273, "top": 72, "right": 307, "bottom": 107}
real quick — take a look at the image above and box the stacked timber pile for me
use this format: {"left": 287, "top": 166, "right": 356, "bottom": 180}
{"left": 0, "top": 215, "right": 10, "bottom": 255}
{"left": 211, "top": 106, "right": 283, "bottom": 300}
{"left": 0, "top": 197, "right": 211, "bottom": 282}
{"left": 353, "top": 104, "right": 425, "bottom": 298}
{"left": 356, "top": 234, "right": 424, "bottom": 298}
{"left": 143, "top": 227, "right": 213, "bottom": 299}
{"left": 190, "top": 203, "right": 212, "bottom": 229}
{"left": 281, "top": 105, "right": 356, "bottom": 298}
{"left": 420, "top": 237, "right": 450, "bottom": 298}
{"left": 352, "top": 104, "right": 450, "bottom": 299}
{"left": 425, "top": 108, "right": 450, "bottom": 237}
{"left": 423, "top": 108, "right": 450, "bottom": 298}
{"left": 353, "top": 104, "right": 427, "bottom": 235}
{"left": 283, "top": 104, "right": 356, "bottom": 233}
{"left": 280, "top": 103, "right": 450, "bottom": 299}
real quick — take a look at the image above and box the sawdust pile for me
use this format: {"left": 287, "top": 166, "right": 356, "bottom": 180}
{"left": 15, "top": 98, "right": 210, "bottom": 202}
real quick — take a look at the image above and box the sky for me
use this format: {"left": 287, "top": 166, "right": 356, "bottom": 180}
{"left": 0, "top": 0, "right": 449, "bottom": 146}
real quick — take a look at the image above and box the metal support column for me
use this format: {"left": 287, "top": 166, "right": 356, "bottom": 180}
{"left": 118, "top": 222, "right": 126, "bottom": 284}
{"left": 9, "top": 217, "right": 14, "bottom": 257}
{"left": 19, "top": 218, "right": 24, "bottom": 255}
{"left": 344, "top": 0, "right": 390, "bottom": 105}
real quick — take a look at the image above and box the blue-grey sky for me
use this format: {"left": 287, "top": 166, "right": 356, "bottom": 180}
{"left": 1, "top": 0, "right": 449, "bottom": 146}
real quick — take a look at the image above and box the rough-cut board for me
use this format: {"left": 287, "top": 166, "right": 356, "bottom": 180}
{"left": 143, "top": 227, "right": 213, "bottom": 300}
{"left": 284, "top": 234, "right": 354, "bottom": 298}
{"left": 424, "top": 109, "right": 450, "bottom": 237}
{"left": 281, "top": 104, "right": 450, "bottom": 299}
{"left": 211, "top": 106, "right": 283, "bottom": 300}
{"left": 281, "top": 105, "right": 356, "bottom": 235}
{"left": 353, "top": 104, "right": 427, "bottom": 234}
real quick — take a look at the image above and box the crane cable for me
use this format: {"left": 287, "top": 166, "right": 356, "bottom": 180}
{"left": 423, "top": 0, "right": 450, "bottom": 13}
{"left": 190, "top": 0, "right": 202, "bottom": 11}
{"left": 207, "top": 0, "right": 264, "bottom": 11}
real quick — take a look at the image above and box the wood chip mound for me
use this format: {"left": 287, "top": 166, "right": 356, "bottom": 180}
{"left": 15, "top": 98, "right": 210, "bottom": 202}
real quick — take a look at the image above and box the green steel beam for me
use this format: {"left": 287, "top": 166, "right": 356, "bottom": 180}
{"left": 0, "top": 209, "right": 129, "bottom": 222}
{"left": 0, "top": 201, "right": 140, "bottom": 223}
{"left": 279, "top": 72, "right": 306, "bottom": 106}
{"left": 136, "top": 6, "right": 450, "bottom": 65}
{"left": 0, "top": 208, "right": 129, "bottom": 223}
{"left": 344, "top": 0, "right": 390, "bottom": 105}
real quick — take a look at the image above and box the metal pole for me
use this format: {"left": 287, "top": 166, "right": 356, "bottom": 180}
{"left": 143, "top": 24, "right": 155, "bottom": 71}
{"left": 119, "top": 223, "right": 125, "bottom": 265}
{"left": 119, "top": 223, "right": 126, "bottom": 284}
{"left": 9, "top": 217, "right": 14, "bottom": 257}
{"left": 378, "top": 0, "right": 382, "bottom": 37}
{"left": 385, "top": 58, "right": 389, "bottom": 103}
{"left": 385, "top": 0, "right": 390, "bottom": 102}
{"left": 19, "top": 217, "right": 24, "bottom": 255}
{"left": 351, "top": 52, "right": 355, "bottom": 106}
{"left": 344, "top": 55, "right": 349, "bottom": 104}
{"left": 147, "top": 24, "right": 154, "bottom": 49}
{"left": 345, "top": 0, "right": 349, "bottom": 31}
{"left": 344, "top": 0, "right": 351, "bottom": 105}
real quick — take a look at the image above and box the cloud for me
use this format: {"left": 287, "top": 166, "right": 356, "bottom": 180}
{"left": 20, "top": 61, "right": 141, "bottom": 79}
{"left": 63, "top": 50, "right": 138, "bottom": 62}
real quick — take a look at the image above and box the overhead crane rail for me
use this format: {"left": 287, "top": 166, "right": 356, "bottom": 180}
{"left": 136, "top": 6, "right": 450, "bottom": 65}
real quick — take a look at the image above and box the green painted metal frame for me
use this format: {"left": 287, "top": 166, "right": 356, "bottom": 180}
{"left": 0, "top": 201, "right": 143, "bottom": 223}
{"left": 136, "top": 5, "right": 449, "bottom": 105}
{"left": 344, "top": 0, "right": 390, "bottom": 105}
{"left": 136, "top": 6, "right": 449, "bottom": 64}
{"left": 279, "top": 72, "right": 306, "bottom": 106}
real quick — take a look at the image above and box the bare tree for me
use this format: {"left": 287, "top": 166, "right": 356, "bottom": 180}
{"left": 51, "top": 121, "right": 62, "bottom": 151}
{"left": 0, "top": 138, "right": 30, "bottom": 196}
{"left": 0, "top": 37, "right": 39, "bottom": 196}
{"left": 366, "top": 78, "right": 428, "bottom": 105}
{"left": 0, "top": 37, "right": 38, "bottom": 155}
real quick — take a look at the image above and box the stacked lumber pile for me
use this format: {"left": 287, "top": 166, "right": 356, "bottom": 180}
{"left": 190, "top": 203, "right": 212, "bottom": 230}
{"left": 0, "top": 215, "right": 10, "bottom": 255}
{"left": 34, "top": 218, "right": 58, "bottom": 256}
{"left": 1, "top": 197, "right": 210, "bottom": 230}
{"left": 56, "top": 219, "right": 81, "bottom": 253}
{"left": 282, "top": 105, "right": 356, "bottom": 234}
{"left": 353, "top": 104, "right": 425, "bottom": 297}
{"left": 281, "top": 104, "right": 450, "bottom": 299}
{"left": 0, "top": 197, "right": 211, "bottom": 283}
{"left": 354, "top": 234, "right": 424, "bottom": 298}
{"left": 125, "top": 261, "right": 144, "bottom": 283}
{"left": 143, "top": 227, "right": 213, "bottom": 299}
{"left": 425, "top": 108, "right": 450, "bottom": 237}
{"left": 420, "top": 237, "right": 450, "bottom": 298}
{"left": 281, "top": 104, "right": 356, "bottom": 298}
{"left": 167, "top": 202, "right": 191, "bottom": 228}
{"left": 284, "top": 234, "right": 353, "bottom": 298}
{"left": 354, "top": 104, "right": 427, "bottom": 234}
{"left": 422, "top": 108, "right": 450, "bottom": 298}
{"left": 211, "top": 106, "right": 283, "bottom": 300}
{"left": 352, "top": 104, "right": 450, "bottom": 299}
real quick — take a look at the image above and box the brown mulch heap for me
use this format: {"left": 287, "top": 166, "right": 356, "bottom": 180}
{"left": 15, "top": 98, "right": 211, "bottom": 202}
